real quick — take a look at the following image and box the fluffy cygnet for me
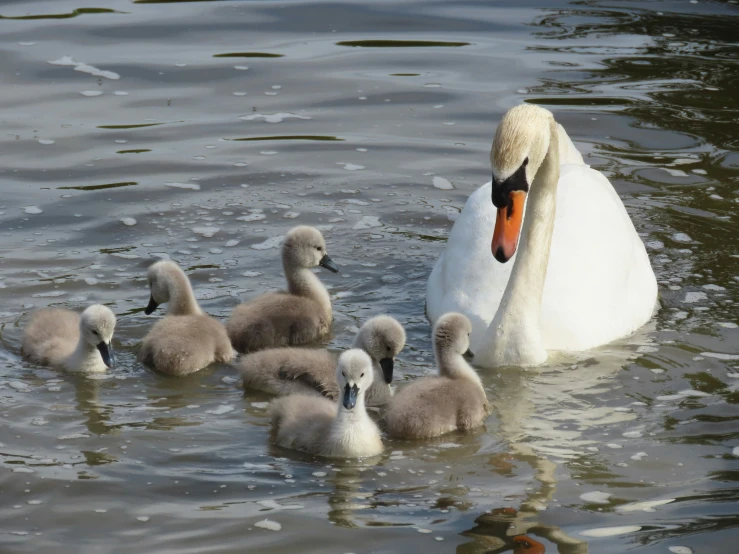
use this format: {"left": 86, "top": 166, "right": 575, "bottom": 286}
{"left": 239, "top": 314, "right": 406, "bottom": 406}
{"left": 269, "top": 349, "right": 383, "bottom": 458}
{"left": 384, "top": 313, "right": 489, "bottom": 439}
{"left": 138, "top": 260, "right": 234, "bottom": 376}
{"left": 22, "top": 304, "right": 116, "bottom": 373}
{"left": 227, "top": 226, "right": 338, "bottom": 354}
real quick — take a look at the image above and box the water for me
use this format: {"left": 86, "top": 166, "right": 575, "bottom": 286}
{"left": 0, "top": 0, "right": 737, "bottom": 552}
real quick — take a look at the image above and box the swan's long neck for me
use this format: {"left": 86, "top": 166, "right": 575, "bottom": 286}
{"left": 168, "top": 271, "right": 202, "bottom": 316}
{"left": 285, "top": 264, "right": 332, "bottom": 318}
{"left": 479, "top": 119, "right": 560, "bottom": 366}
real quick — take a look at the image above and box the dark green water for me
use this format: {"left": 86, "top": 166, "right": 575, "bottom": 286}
{"left": 0, "top": 0, "right": 737, "bottom": 552}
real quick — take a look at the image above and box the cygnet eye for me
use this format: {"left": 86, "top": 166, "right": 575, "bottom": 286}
{"left": 341, "top": 371, "right": 346, "bottom": 378}
{"left": 360, "top": 373, "right": 364, "bottom": 378}
{"left": 92, "top": 330, "right": 99, "bottom": 336}
{"left": 315, "top": 246, "right": 322, "bottom": 251}
{"left": 386, "top": 346, "right": 391, "bottom": 352}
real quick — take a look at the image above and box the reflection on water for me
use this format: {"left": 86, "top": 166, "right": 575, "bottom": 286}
{"left": 0, "top": 0, "right": 738, "bottom": 552}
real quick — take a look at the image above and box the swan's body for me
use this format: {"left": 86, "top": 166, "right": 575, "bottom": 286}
{"left": 239, "top": 315, "right": 405, "bottom": 406}
{"left": 427, "top": 105, "right": 657, "bottom": 366}
{"left": 384, "top": 313, "right": 489, "bottom": 439}
{"left": 227, "top": 226, "right": 339, "bottom": 354}
{"left": 138, "top": 261, "right": 234, "bottom": 376}
{"left": 270, "top": 349, "right": 383, "bottom": 458}
{"left": 22, "top": 304, "right": 116, "bottom": 373}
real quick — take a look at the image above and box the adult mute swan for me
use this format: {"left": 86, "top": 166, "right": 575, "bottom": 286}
{"left": 426, "top": 104, "right": 657, "bottom": 367}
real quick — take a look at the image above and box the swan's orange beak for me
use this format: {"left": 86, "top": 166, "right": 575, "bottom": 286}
{"left": 513, "top": 535, "right": 545, "bottom": 554}
{"left": 492, "top": 190, "right": 526, "bottom": 263}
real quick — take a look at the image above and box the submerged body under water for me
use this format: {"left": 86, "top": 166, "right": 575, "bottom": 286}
{"left": 0, "top": 0, "right": 737, "bottom": 553}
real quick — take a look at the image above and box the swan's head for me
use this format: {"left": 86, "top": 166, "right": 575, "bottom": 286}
{"left": 489, "top": 104, "right": 555, "bottom": 263}
{"left": 433, "top": 312, "right": 473, "bottom": 360}
{"left": 353, "top": 315, "right": 406, "bottom": 384}
{"left": 282, "top": 225, "right": 339, "bottom": 273}
{"left": 145, "top": 260, "right": 185, "bottom": 314}
{"left": 336, "top": 349, "right": 373, "bottom": 410}
{"left": 80, "top": 304, "right": 116, "bottom": 368}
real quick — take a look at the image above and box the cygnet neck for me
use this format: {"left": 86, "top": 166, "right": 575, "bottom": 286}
{"left": 167, "top": 269, "right": 202, "bottom": 316}
{"left": 67, "top": 335, "right": 102, "bottom": 371}
{"left": 283, "top": 258, "right": 332, "bottom": 318}
{"left": 437, "top": 348, "right": 483, "bottom": 390}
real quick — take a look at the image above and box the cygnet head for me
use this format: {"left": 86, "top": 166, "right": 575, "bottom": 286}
{"left": 489, "top": 104, "right": 555, "bottom": 263}
{"left": 80, "top": 304, "right": 116, "bottom": 368}
{"left": 145, "top": 260, "right": 184, "bottom": 314}
{"left": 282, "top": 226, "right": 339, "bottom": 274}
{"left": 336, "top": 349, "right": 374, "bottom": 410}
{"left": 433, "top": 312, "right": 473, "bottom": 362}
{"left": 354, "top": 315, "right": 406, "bottom": 384}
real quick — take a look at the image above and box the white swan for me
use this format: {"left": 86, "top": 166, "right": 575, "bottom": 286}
{"left": 427, "top": 104, "right": 657, "bottom": 367}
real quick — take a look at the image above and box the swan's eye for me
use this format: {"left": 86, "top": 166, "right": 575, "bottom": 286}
{"left": 386, "top": 346, "right": 391, "bottom": 352}
{"left": 315, "top": 246, "right": 322, "bottom": 251}
{"left": 342, "top": 372, "right": 346, "bottom": 378}
{"left": 522, "top": 157, "right": 529, "bottom": 167}
{"left": 92, "top": 330, "right": 99, "bottom": 336}
{"left": 360, "top": 373, "right": 364, "bottom": 378}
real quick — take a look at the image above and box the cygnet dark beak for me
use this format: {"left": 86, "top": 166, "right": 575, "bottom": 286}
{"left": 97, "top": 341, "right": 115, "bottom": 369}
{"left": 379, "top": 357, "right": 394, "bottom": 384}
{"left": 144, "top": 295, "right": 159, "bottom": 315}
{"left": 342, "top": 383, "right": 359, "bottom": 410}
{"left": 463, "top": 348, "right": 474, "bottom": 359}
{"left": 319, "top": 254, "right": 339, "bottom": 273}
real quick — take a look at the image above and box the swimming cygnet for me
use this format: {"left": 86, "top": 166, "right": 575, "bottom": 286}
{"left": 227, "top": 225, "right": 339, "bottom": 354}
{"left": 21, "top": 304, "right": 116, "bottom": 373}
{"left": 138, "top": 260, "right": 234, "bottom": 376}
{"left": 384, "top": 312, "right": 489, "bottom": 439}
{"left": 269, "top": 349, "right": 383, "bottom": 458}
{"left": 238, "top": 315, "right": 406, "bottom": 406}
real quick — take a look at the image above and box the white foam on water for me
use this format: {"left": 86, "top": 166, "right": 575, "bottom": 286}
{"left": 580, "top": 491, "right": 612, "bottom": 504}
{"left": 616, "top": 499, "right": 674, "bottom": 513}
{"left": 136, "top": 516, "right": 150, "bottom": 522}
{"left": 49, "top": 56, "right": 120, "bottom": 79}
{"left": 80, "top": 91, "right": 103, "bottom": 97}
{"left": 38, "top": 139, "right": 55, "bottom": 145}
{"left": 234, "top": 65, "right": 249, "bottom": 70}
{"left": 673, "top": 232, "right": 693, "bottom": 242}
{"left": 702, "top": 352, "right": 739, "bottom": 360}
{"left": 32, "top": 291, "right": 66, "bottom": 298}
{"left": 205, "top": 405, "right": 234, "bottom": 415}
{"left": 631, "top": 452, "right": 648, "bottom": 461}
{"left": 580, "top": 525, "right": 641, "bottom": 537}
{"left": 240, "top": 112, "right": 310, "bottom": 123}
{"left": 683, "top": 291, "right": 707, "bottom": 303}
{"left": 353, "top": 216, "right": 381, "bottom": 230}
{"left": 260, "top": 151, "right": 278, "bottom": 155}
{"left": 114, "top": 91, "right": 128, "bottom": 96}
{"left": 251, "top": 236, "right": 283, "bottom": 250}
{"left": 703, "top": 284, "right": 726, "bottom": 291}
{"left": 236, "top": 213, "right": 266, "bottom": 222}
{"left": 718, "top": 322, "right": 737, "bottom": 328}
{"left": 13, "top": 467, "right": 34, "bottom": 473}
{"left": 432, "top": 176, "right": 453, "bottom": 190}
{"left": 646, "top": 240, "right": 664, "bottom": 250}
{"left": 283, "top": 212, "right": 300, "bottom": 219}
{"left": 192, "top": 227, "right": 220, "bottom": 237}
{"left": 657, "top": 389, "right": 710, "bottom": 401}
{"left": 9, "top": 381, "right": 31, "bottom": 391}
{"left": 254, "top": 519, "right": 281, "bottom": 531}
{"left": 24, "top": 206, "right": 43, "bottom": 214}
{"left": 242, "top": 271, "right": 262, "bottom": 277}
{"left": 337, "top": 163, "right": 365, "bottom": 171}
{"left": 120, "top": 217, "right": 137, "bottom": 226}
{"left": 225, "top": 240, "right": 240, "bottom": 247}
{"left": 668, "top": 547, "right": 693, "bottom": 554}
{"left": 732, "top": 446, "right": 739, "bottom": 457}
{"left": 58, "top": 433, "right": 90, "bottom": 440}
{"left": 166, "top": 182, "right": 200, "bottom": 190}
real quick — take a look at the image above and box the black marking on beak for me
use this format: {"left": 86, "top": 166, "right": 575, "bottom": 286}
{"left": 144, "top": 295, "right": 159, "bottom": 315}
{"left": 464, "top": 348, "right": 474, "bottom": 359}
{"left": 491, "top": 163, "right": 529, "bottom": 209}
{"left": 97, "top": 342, "right": 115, "bottom": 369}
{"left": 342, "top": 383, "right": 359, "bottom": 410}
{"left": 379, "top": 357, "right": 394, "bottom": 384}
{"left": 319, "top": 254, "right": 339, "bottom": 273}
